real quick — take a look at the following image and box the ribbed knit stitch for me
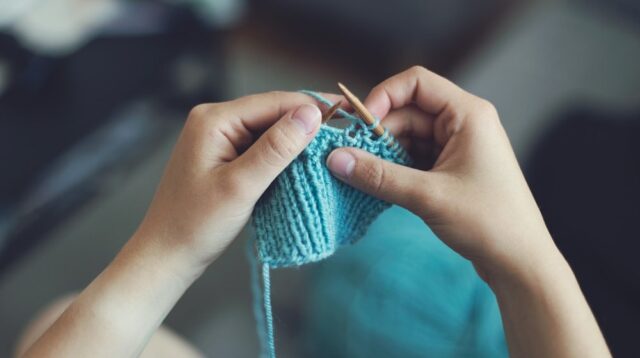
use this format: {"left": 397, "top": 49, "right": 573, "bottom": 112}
{"left": 249, "top": 90, "right": 410, "bottom": 358}
{"left": 253, "top": 91, "right": 410, "bottom": 267}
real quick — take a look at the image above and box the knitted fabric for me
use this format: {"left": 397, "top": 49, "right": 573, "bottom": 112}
{"left": 304, "top": 206, "right": 507, "bottom": 358}
{"left": 253, "top": 91, "right": 410, "bottom": 267}
{"left": 249, "top": 91, "right": 410, "bottom": 358}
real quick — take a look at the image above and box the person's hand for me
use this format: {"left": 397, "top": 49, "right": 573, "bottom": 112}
{"left": 21, "top": 93, "right": 329, "bottom": 358}
{"left": 326, "top": 66, "right": 559, "bottom": 284}
{"left": 135, "top": 92, "right": 324, "bottom": 271}
{"left": 325, "top": 66, "right": 610, "bottom": 358}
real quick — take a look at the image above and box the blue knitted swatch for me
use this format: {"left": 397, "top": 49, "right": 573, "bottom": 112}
{"left": 250, "top": 91, "right": 410, "bottom": 358}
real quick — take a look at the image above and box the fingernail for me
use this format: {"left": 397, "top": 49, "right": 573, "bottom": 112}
{"left": 291, "top": 104, "right": 321, "bottom": 135}
{"left": 327, "top": 150, "right": 355, "bottom": 178}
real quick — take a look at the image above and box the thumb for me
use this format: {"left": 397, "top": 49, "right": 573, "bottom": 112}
{"left": 326, "top": 147, "right": 435, "bottom": 213}
{"left": 233, "top": 103, "right": 321, "bottom": 194}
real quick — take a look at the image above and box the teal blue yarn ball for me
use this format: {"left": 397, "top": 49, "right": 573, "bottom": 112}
{"left": 303, "top": 206, "right": 507, "bottom": 358}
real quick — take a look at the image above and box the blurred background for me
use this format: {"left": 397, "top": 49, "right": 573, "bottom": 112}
{"left": 0, "top": 0, "right": 639, "bottom": 356}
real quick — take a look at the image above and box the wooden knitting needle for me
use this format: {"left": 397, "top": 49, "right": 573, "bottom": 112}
{"left": 337, "top": 82, "right": 386, "bottom": 137}
{"left": 322, "top": 100, "right": 342, "bottom": 123}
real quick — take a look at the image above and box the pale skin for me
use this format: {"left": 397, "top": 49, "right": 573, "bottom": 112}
{"left": 17, "top": 66, "right": 610, "bottom": 357}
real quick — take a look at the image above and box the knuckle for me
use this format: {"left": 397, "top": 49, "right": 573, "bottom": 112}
{"left": 267, "top": 90, "right": 306, "bottom": 106}
{"left": 186, "top": 104, "right": 211, "bottom": 128}
{"left": 359, "top": 159, "right": 386, "bottom": 195}
{"left": 409, "top": 65, "right": 428, "bottom": 75}
{"left": 456, "top": 96, "right": 501, "bottom": 131}
{"left": 185, "top": 103, "right": 226, "bottom": 131}
{"left": 261, "top": 126, "right": 297, "bottom": 167}
{"left": 474, "top": 98, "right": 498, "bottom": 119}
{"left": 187, "top": 103, "right": 211, "bottom": 120}
{"left": 267, "top": 90, "right": 286, "bottom": 98}
{"left": 246, "top": 91, "right": 286, "bottom": 105}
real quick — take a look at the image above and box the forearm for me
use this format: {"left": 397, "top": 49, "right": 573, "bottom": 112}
{"left": 22, "top": 232, "right": 203, "bottom": 358}
{"left": 490, "top": 239, "right": 610, "bottom": 357}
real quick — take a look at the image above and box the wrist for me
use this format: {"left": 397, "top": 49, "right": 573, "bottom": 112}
{"left": 54, "top": 230, "right": 206, "bottom": 356}
{"left": 123, "top": 229, "right": 207, "bottom": 286}
{"left": 480, "top": 234, "right": 571, "bottom": 294}
{"left": 481, "top": 236, "right": 610, "bottom": 358}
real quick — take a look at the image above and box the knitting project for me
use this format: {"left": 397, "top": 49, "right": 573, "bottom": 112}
{"left": 250, "top": 91, "right": 410, "bottom": 358}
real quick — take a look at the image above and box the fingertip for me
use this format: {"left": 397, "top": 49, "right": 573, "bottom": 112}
{"left": 291, "top": 103, "right": 321, "bottom": 135}
{"left": 326, "top": 149, "right": 356, "bottom": 179}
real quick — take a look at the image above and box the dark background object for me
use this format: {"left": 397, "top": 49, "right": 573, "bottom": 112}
{"left": 527, "top": 105, "right": 640, "bottom": 358}
{"left": 0, "top": 3, "right": 226, "bottom": 273}
{"left": 250, "top": 0, "right": 516, "bottom": 79}
{"left": 580, "top": 0, "right": 640, "bottom": 24}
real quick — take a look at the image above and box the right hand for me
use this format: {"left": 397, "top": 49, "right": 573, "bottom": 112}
{"left": 326, "top": 66, "right": 560, "bottom": 284}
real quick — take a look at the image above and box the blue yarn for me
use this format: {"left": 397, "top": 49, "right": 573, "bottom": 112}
{"left": 366, "top": 115, "right": 381, "bottom": 130}
{"left": 246, "top": 241, "right": 268, "bottom": 357}
{"left": 262, "top": 263, "right": 275, "bottom": 358}
{"left": 249, "top": 90, "right": 410, "bottom": 357}
{"left": 253, "top": 93, "right": 410, "bottom": 267}
{"left": 303, "top": 206, "right": 507, "bottom": 358}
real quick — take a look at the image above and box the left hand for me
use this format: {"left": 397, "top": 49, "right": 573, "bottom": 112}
{"left": 22, "top": 92, "right": 327, "bottom": 358}
{"left": 134, "top": 91, "right": 324, "bottom": 271}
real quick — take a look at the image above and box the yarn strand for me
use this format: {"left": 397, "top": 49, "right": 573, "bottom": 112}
{"left": 247, "top": 240, "right": 269, "bottom": 357}
{"left": 263, "top": 263, "right": 276, "bottom": 358}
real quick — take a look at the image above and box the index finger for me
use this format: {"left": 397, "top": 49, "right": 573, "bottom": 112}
{"left": 363, "top": 66, "right": 464, "bottom": 119}
{"left": 214, "top": 91, "right": 344, "bottom": 133}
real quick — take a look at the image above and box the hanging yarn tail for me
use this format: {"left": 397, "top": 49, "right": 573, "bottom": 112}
{"left": 248, "top": 239, "right": 276, "bottom": 358}
{"left": 262, "top": 263, "right": 276, "bottom": 358}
